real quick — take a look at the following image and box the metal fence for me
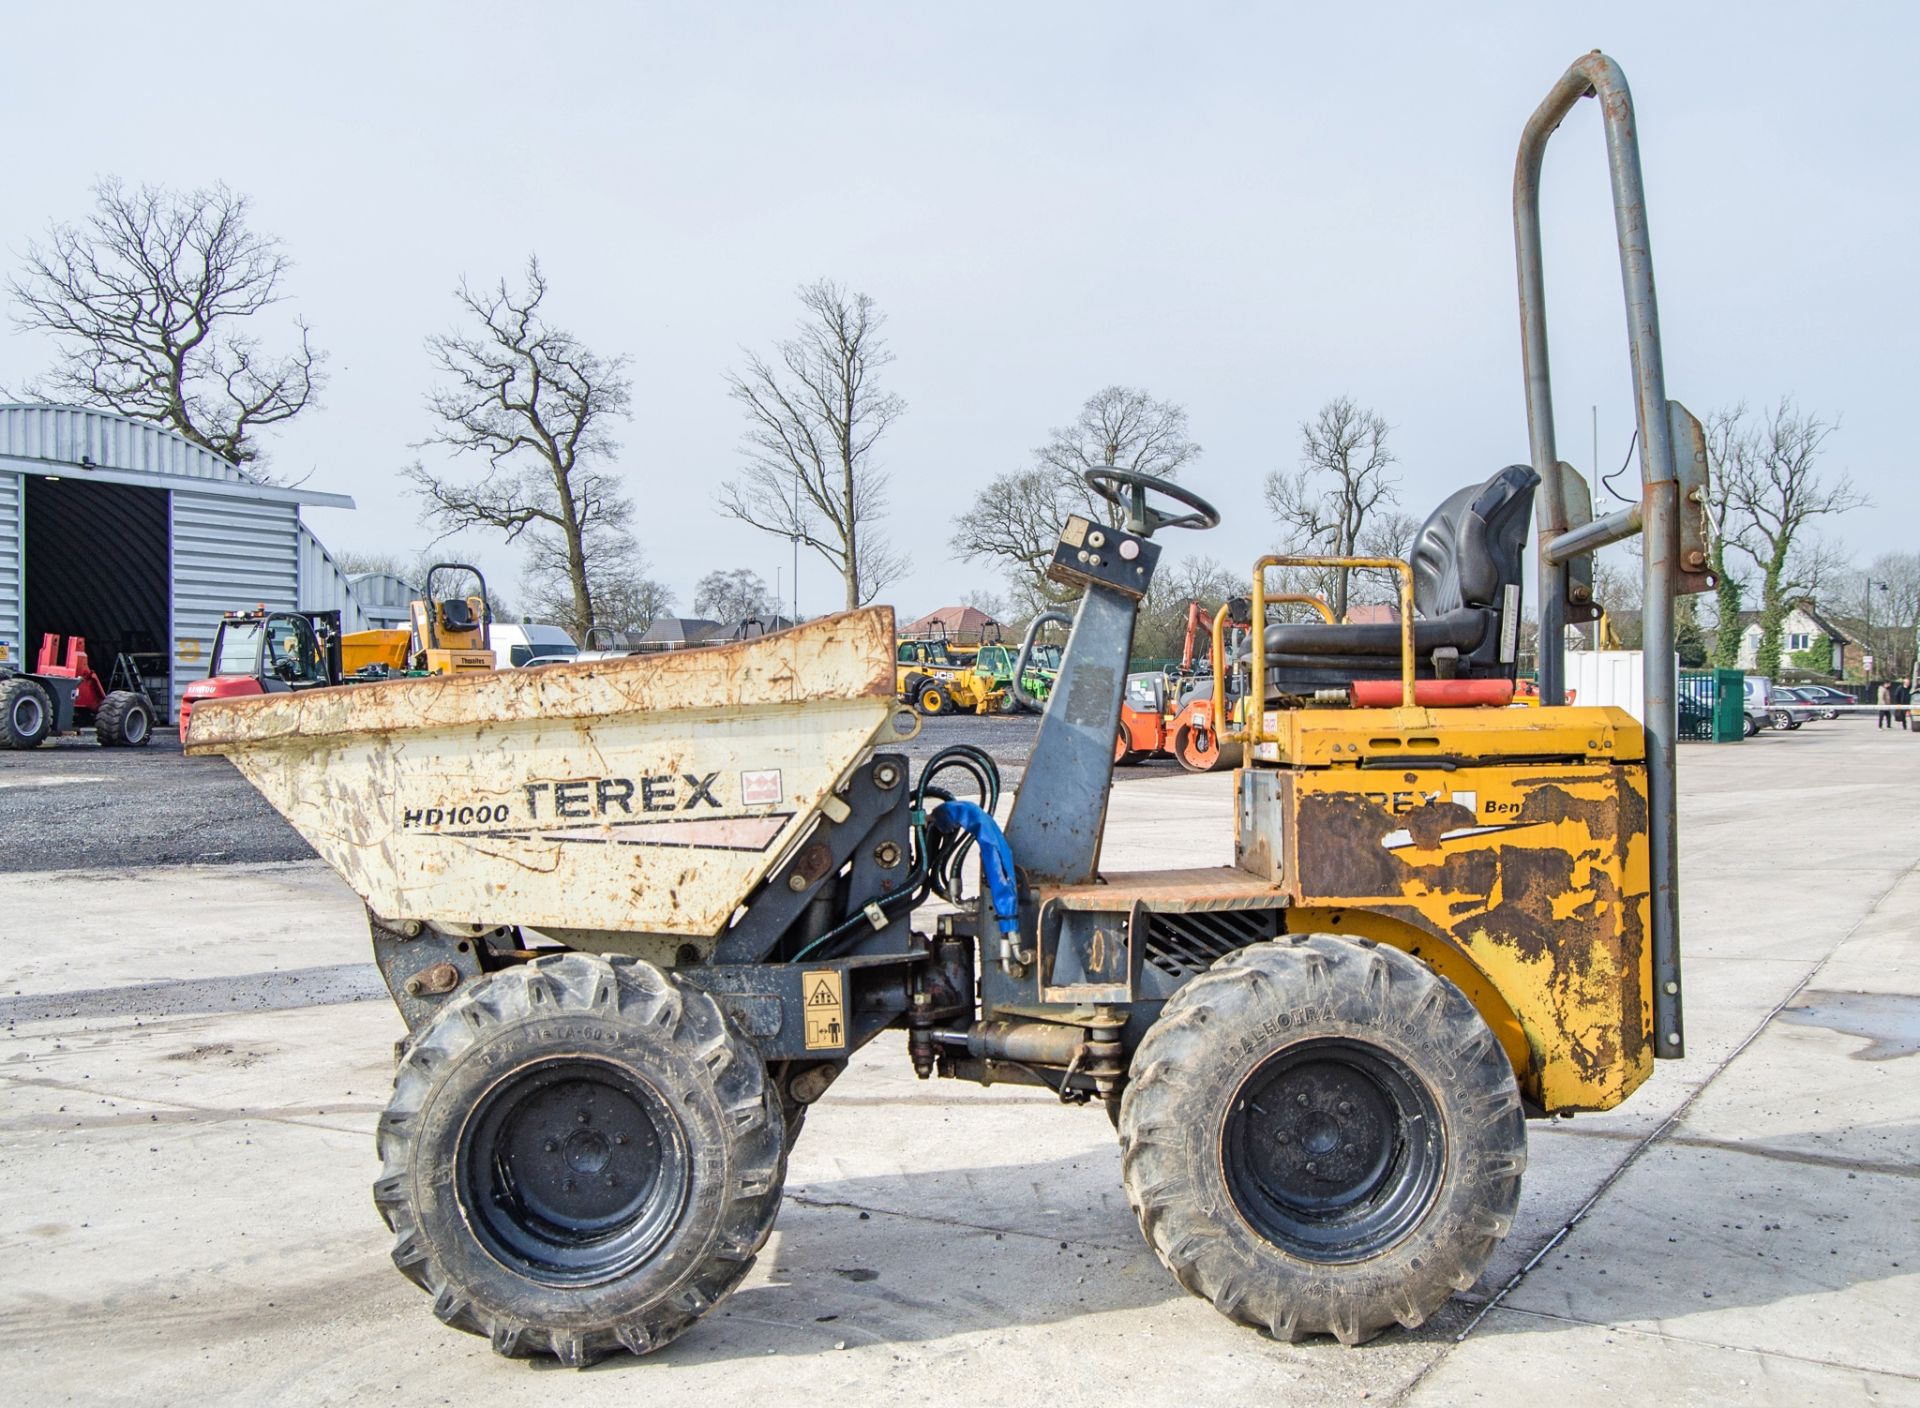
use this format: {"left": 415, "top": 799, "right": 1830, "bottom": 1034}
{"left": 1679, "top": 668, "right": 1745, "bottom": 742}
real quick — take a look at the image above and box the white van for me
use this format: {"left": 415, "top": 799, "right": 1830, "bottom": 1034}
{"left": 1741, "top": 676, "right": 1773, "bottom": 737}
{"left": 490, "top": 622, "right": 579, "bottom": 668}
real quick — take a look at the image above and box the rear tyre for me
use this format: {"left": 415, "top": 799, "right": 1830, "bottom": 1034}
{"left": 1120, "top": 935, "right": 1525, "bottom": 1345}
{"left": 1114, "top": 727, "right": 1142, "bottom": 767}
{"left": 918, "top": 685, "right": 952, "bottom": 716}
{"left": 93, "top": 690, "right": 153, "bottom": 748}
{"left": 1743, "top": 713, "right": 1758, "bottom": 738}
{"left": 373, "top": 953, "right": 785, "bottom": 1365}
{"left": 2, "top": 678, "right": 53, "bottom": 749}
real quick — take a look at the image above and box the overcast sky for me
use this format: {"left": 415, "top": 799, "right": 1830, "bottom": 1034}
{"left": 2, "top": 3, "right": 1913, "bottom": 622}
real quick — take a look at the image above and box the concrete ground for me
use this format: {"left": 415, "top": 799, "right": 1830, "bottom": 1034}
{"left": 0, "top": 724, "right": 1914, "bottom": 1405}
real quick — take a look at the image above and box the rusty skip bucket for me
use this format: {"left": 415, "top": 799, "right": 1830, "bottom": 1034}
{"left": 184, "top": 608, "right": 913, "bottom": 940}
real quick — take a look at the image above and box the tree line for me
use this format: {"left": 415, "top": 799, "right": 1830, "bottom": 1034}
{"left": 8, "top": 181, "right": 1897, "bottom": 676}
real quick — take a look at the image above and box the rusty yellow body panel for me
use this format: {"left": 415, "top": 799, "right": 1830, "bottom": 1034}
{"left": 1249, "top": 702, "right": 1645, "bottom": 768}
{"left": 187, "top": 609, "right": 905, "bottom": 940}
{"left": 1234, "top": 703, "right": 1654, "bottom": 1115}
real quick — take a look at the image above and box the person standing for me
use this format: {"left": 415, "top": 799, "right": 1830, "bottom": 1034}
{"left": 1896, "top": 679, "right": 1912, "bottom": 731}
{"left": 1877, "top": 680, "right": 1893, "bottom": 728}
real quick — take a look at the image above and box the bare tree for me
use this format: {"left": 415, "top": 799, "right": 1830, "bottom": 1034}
{"left": 1719, "top": 400, "right": 1866, "bottom": 678}
{"left": 1704, "top": 405, "right": 1751, "bottom": 668}
{"left": 1033, "top": 385, "right": 1202, "bottom": 499}
{"left": 1264, "top": 397, "right": 1399, "bottom": 620}
{"left": 1842, "top": 553, "right": 1920, "bottom": 683}
{"left": 403, "top": 258, "right": 640, "bottom": 639}
{"left": 1132, "top": 555, "right": 1245, "bottom": 662}
{"left": 959, "top": 586, "right": 1011, "bottom": 626}
{"left": 330, "top": 550, "right": 413, "bottom": 581}
{"left": 953, "top": 386, "right": 1201, "bottom": 603}
{"left": 521, "top": 526, "right": 670, "bottom": 635}
{"left": 8, "top": 179, "right": 323, "bottom": 478}
{"left": 719, "top": 281, "right": 906, "bottom": 610}
{"left": 694, "top": 568, "right": 778, "bottom": 623}
{"left": 951, "top": 465, "right": 1083, "bottom": 607}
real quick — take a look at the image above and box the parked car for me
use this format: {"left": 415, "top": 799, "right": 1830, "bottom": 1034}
{"left": 491, "top": 622, "right": 579, "bottom": 668}
{"left": 1740, "top": 677, "right": 1774, "bottom": 737}
{"left": 1788, "top": 683, "right": 1855, "bottom": 719}
{"left": 1769, "top": 685, "right": 1818, "bottom": 730}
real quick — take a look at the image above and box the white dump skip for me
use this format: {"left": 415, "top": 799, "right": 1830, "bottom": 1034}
{"left": 186, "top": 609, "right": 904, "bottom": 938}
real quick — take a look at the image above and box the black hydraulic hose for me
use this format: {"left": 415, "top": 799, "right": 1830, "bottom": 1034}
{"left": 789, "top": 745, "right": 1002, "bottom": 962}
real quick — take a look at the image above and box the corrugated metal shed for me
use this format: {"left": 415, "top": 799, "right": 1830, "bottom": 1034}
{"left": 0, "top": 404, "right": 352, "bottom": 508}
{"left": 0, "top": 404, "right": 359, "bottom": 722}
{"left": 346, "top": 572, "right": 418, "bottom": 629}
{"left": 298, "top": 523, "right": 376, "bottom": 631}
{"left": 172, "top": 491, "right": 302, "bottom": 710}
{"left": 0, "top": 471, "right": 20, "bottom": 666}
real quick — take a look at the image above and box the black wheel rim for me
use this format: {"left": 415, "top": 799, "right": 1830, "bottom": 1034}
{"left": 458, "top": 1056, "right": 690, "bottom": 1285}
{"left": 1222, "top": 1037, "right": 1444, "bottom": 1262}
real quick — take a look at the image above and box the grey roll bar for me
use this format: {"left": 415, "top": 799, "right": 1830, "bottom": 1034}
{"left": 1515, "top": 51, "right": 1690, "bottom": 1058}
{"left": 1010, "top": 610, "right": 1072, "bottom": 713}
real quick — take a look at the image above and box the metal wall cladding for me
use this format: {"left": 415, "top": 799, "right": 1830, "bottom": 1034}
{"left": 345, "top": 572, "right": 417, "bottom": 627}
{"left": 297, "top": 521, "right": 374, "bottom": 632}
{"left": 0, "top": 403, "right": 245, "bottom": 484}
{"left": 171, "top": 491, "right": 299, "bottom": 717}
{"left": 0, "top": 472, "right": 20, "bottom": 665}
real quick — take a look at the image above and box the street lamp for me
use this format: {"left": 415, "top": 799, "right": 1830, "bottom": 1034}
{"left": 1865, "top": 579, "right": 1890, "bottom": 684}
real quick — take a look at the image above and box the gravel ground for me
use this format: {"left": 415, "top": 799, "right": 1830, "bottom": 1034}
{"left": 0, "top": 711, "right": 1184, "bottom": 873}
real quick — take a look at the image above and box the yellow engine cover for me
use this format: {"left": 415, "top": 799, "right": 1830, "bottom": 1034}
{"left": 1238, "top": 704, "right": 1654, "bottom": 1115}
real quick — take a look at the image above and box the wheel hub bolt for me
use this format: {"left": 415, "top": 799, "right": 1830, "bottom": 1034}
{"left": 577, "top": 1110, "right": 591, "bottom": 1124}
{"left": 1337, "top": 1100, "right": 1352, "bottom": 1115}
{"left": 563, "top": 1178, "right": 576, "bottom": 1192}
{"left": 1305, "top": 1162, "right": 1317, "bottom": 1174}
{"left": 614, "top": 1133, "right": 627, "bottom": 1145}
{"left": 1296, "top": 1093, "right": 1310, "bottom": 1107}
{"left": 544, "top": 1139, "right": 558, "bottom": 1153}
{"left": 1344, "top": 1143, "right": 1355, "bottom": 1154}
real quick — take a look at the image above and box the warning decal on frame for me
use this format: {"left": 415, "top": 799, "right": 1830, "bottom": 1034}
{"left": 802, "top": 969, "right": 845, "bottom": 1050}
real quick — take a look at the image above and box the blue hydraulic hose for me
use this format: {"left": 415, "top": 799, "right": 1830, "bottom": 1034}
{"left": 927, "top": 800, "right": 1020, "bottom": 938}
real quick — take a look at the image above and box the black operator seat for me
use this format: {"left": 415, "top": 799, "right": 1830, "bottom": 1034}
{"left": 440, "top": 598, "right": 477, "bottom": 633}
{"left": 1260, "top": 464, "right": 1539, "bottom": 696}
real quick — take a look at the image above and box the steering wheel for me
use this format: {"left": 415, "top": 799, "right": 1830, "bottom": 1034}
{"left": 1082, "top": 469, "right": 1221, "bottom": 537}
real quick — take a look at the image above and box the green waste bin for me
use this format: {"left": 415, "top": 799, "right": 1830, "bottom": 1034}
{"left": 1679, "top": 669, "right": 1746, "bottom": 742}
{"left": 1711, "top": 669, "right": 1746, "bottom": 742}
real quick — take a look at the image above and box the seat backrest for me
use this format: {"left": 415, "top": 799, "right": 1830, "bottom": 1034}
{"left": 1410, "top": 465, "right": 1540, "bottom": 617}
{"left": 439, "top": 597, "right": 476, "bottom": 633}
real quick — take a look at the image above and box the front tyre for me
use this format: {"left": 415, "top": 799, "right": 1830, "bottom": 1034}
{"left": 1119, "top": 936, "right": 1525, "bottom": 1345}
{"left": 94, "top": 690, "right": 153, "bottom": 747}
{"left": 374, "top": 953, "right": 785, "bottom": 1365}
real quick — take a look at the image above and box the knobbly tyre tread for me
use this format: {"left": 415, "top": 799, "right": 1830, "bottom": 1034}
{"left": 93, "top": 690, "right": 152, "bottom": 747}
{"left": 2, "top": 677, "right": 52, "bottom": 749}
{"left": 373, "top": 952, "right": 786, "bottom": 1365}
{"left": 1118, "top": 934, "right": 1526, "bottom": 1346}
